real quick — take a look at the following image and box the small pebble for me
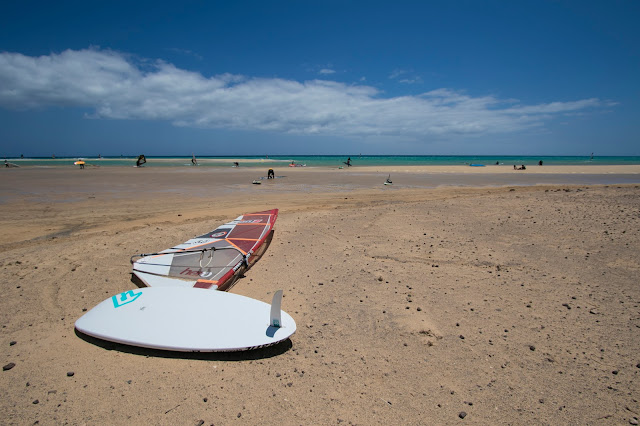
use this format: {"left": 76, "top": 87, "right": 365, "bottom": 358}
{"left": 32, "top": 399, "right": 39, "bottom": 405}
{"left": 3, "top": 363, "right": 15, "bottom": 371}
{"left": 67, "top": 371, "right": 74, "bottom": 377}
{"left": 459, "top": 411, "right": 467, "bottom": 419}
{"left": 9, "top": 341, "right": 16, "bottom": 346}
{"left": 630, "top": 418, "right": 638, "bottom": 425}
{"left": 529, "top": 345, "right": 536, "bottom": 351}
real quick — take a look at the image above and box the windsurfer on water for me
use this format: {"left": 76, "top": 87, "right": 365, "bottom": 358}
{"left": 136, "top": 154, "right": 146, "bottom": 167}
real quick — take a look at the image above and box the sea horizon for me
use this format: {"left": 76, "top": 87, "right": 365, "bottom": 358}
{"left": 4, "top": 154, "right": 640, "bottom": 168}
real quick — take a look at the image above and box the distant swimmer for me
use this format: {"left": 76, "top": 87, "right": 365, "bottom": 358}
{"left": 136, "top": 154, "right": 147, "bottom": 167}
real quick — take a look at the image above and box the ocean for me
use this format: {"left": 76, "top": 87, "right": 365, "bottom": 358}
{"left": 5, "top": 155, "right": 640, "bottom": 168}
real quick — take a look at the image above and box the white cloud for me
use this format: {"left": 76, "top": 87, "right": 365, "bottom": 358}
{"left": 389, "top": 69, "right": 407, "bottom": 80}
{"left": 0, "top": 48, "right": 606, "bottom": 138}
{"left": 318, "top": 68, "right": 336, "bottom": 75}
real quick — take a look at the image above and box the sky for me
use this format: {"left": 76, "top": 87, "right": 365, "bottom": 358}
{"left": 0, "top": 0, "right": 638, "bottom": 156}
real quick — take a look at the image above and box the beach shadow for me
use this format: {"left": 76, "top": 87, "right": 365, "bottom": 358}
{"left": 74, "top": 328, "right": 293, "bottom": 361}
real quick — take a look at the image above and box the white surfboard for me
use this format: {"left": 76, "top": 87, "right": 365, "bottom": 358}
{"left": 75, "top": 287, "right": 296, "bottom": 352}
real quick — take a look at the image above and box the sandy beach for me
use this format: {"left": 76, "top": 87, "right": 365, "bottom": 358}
{"left": 1, "top": 166, "right": 639, "bottom": 424}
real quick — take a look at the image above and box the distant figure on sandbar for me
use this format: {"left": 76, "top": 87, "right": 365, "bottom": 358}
{"left": 268, "top": 168, "right": 275, "bottom": 179}
{"left": 191, "top": 154, "right": 198, "bottom": 166}
{"left": 539, "top": 160, "right": 543, "bottom": 166}
{"left": 136, "top": 154, "right": 146, "bottom": 167}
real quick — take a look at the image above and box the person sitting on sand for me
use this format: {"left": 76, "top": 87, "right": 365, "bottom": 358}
{"left": 521, "top": 164, "right": 526, "bottom": 170}
{"left": 268, "top": 168, "right": 275, "bottom": 179}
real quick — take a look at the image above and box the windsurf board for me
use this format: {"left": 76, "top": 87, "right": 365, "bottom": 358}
{"left": 75, "top": 287, "right": 296, "bottom": 352}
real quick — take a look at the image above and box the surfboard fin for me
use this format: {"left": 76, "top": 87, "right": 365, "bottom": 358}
{"left": 270, "top": 290, "right": 283, "bottom": 328}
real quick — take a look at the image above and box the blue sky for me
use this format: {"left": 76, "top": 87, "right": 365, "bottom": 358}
{"left": 1, "top": 0, "right": 638, "bottom": 156}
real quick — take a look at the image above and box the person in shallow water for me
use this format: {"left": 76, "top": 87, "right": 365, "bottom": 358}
{"left": 136, "top": 154, "right": 146, "bottom": 167}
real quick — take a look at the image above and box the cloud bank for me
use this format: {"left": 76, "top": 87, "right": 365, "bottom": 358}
{"left": 0, "top": 48, "right": 605, "bottom": 138}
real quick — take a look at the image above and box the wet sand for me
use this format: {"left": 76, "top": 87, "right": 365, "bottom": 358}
{"left": 1, "top": 167, "right": 639, "bottom": 424}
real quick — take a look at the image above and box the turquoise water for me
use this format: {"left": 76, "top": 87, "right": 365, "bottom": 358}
{"left": 5, "top": 155, "right": 640, "bottom": 168}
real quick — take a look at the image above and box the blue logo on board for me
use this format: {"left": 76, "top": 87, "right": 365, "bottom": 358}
{"left": 112, "top": 290, "right": 142, "bottom": 308}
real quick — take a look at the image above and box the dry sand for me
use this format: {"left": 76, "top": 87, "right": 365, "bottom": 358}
{"left": 1, "top": 166, "right": 639, "bottom": 425}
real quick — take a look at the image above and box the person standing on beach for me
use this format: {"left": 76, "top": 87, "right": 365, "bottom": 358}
{"left": 268, "top": 168, "right": 275, "bottom": 179}
{"left": 136, "top": 154, "right": 146, "bottom": 167}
